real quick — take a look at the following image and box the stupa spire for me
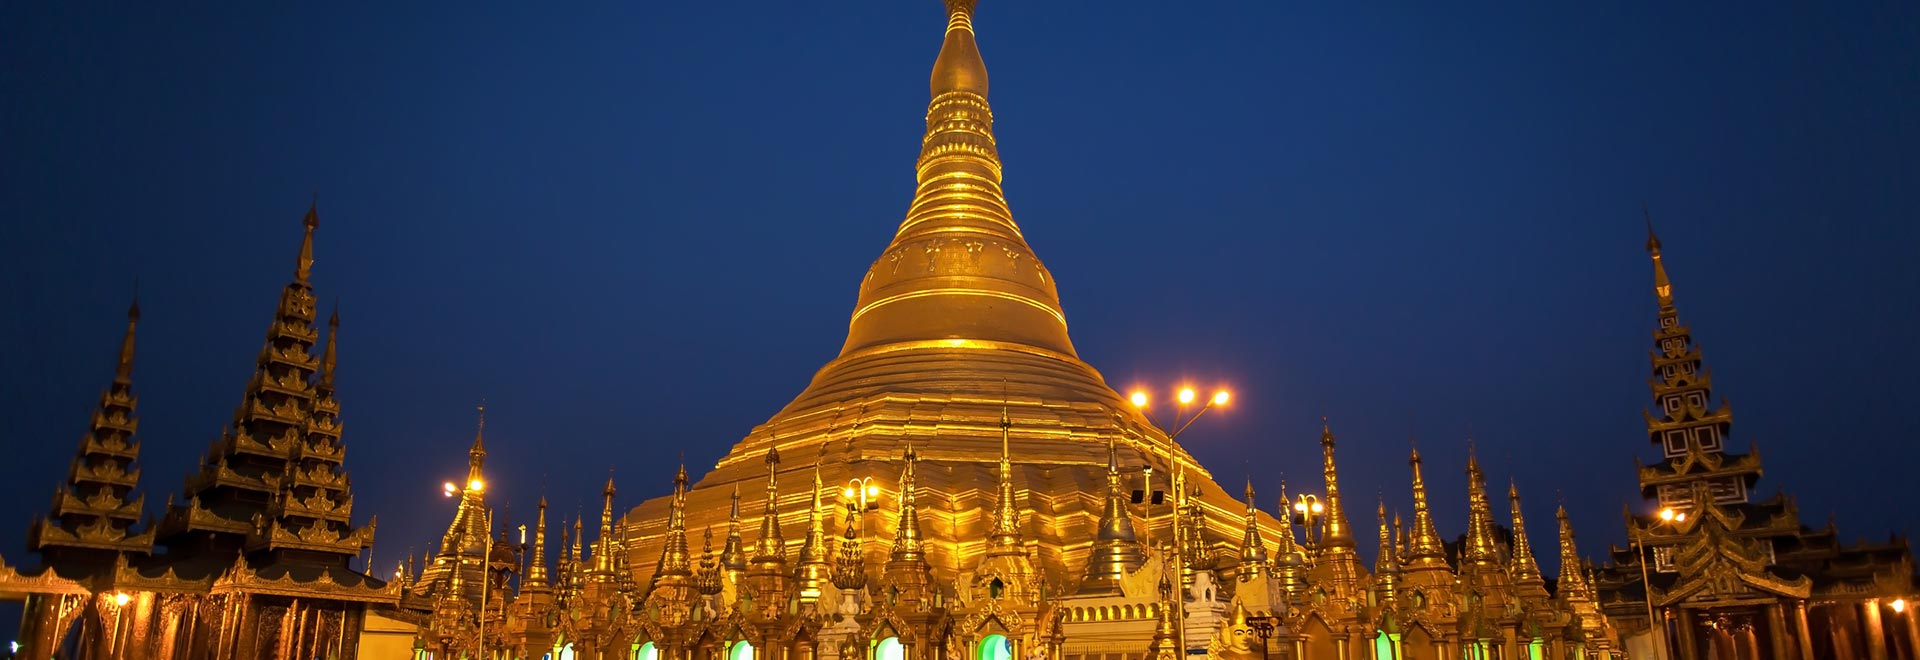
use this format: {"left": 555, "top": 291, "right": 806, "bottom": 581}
{"left": 1273, "top": 481, "right": 1307, "bottom": 598}
{"left": 891, "top": 444, "right": 925, "bottom": 561}
{"left": 30, "top": 299, "right": 156, "bottom": 554}
{"left": 296, "top": 200, "right": 317, "bottom": 282}
{"left": 1509, "top": 480, "right": 1548, "bottom": 599}
{"left": 1238, "top": 478, "right": 1269, "bottom": 579}
{"left": 754, "top": 448, "right": 786, "bottom": 563}
{"left": 720, "top": 484, "right": 746, "bottom": 573}
{"left": 987, "top": 404, "right": 1023, "bottom": 553}
{"left": 1077, "top": 435, "right": 1142, "bottom": 594}
{"left": 660, "top": 465, "right": 692, "bottom": 577}
{"left": 832, "top": 490, "right": 867, "bottom": 590}
{"left": 1556, "top": 504, "right": 1593, "bottom": 601}
{"left": 526, "top": 497, "right": 550, "bottom": 589}
{"left": 794, "top": 453, "right": 832, "bottom": 598}
{"left": 467, "top": 404, "right": 487, "bottom": 492}
{"left": 1461, "top": 442, "right": 1499, "bottom": 565}
{"left": 1373, "top": 499, "right": 1398, "bottom": 600}
{"left": 1318, "top": 418, "right": 1356, "bottom": 550}
{"left": 1405, "top": 444, "right": 1447, "bottom": 567}
{"left": 837, "top": 0, "right": 1074, "bottom": 357}
{"left": 595, "top": 475, "right": 617, "bottom": 575}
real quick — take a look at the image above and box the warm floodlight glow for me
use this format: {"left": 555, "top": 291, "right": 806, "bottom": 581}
{"left": 1310, "top": 502, "right": 1324, "bottom": 514}
{"left": 1211, "top": 390, "right": 1230, "bottom": 406}
{"left": 1659, "top": 508, "right": 1675, "bottom": 522}
{"left": 113, "top": 593, "right": 130, "bottom": 606}
{"left": 1294, "top": 502, "right": 1307, "bottom": 512}
{"left": 843, "top": 487, "right": 856, "bottom": 499}
{"left": 443, "top": 482, "right": 457, "bottom": 497}
{"left": 866, "top": 485, "right": 879, "bottom": 497}
{"left": 1129, "top": 391, "right": 1148, "bottom": 408}
{"left": 1675, "top": 512, "right": 1687, "bottom": 522}
{"left": 468, "top": 479, "right": 485, "bottom": 492}
{"left": 1893, "top": 599, "right": 1908, "bottom": 614}
{"left": 1177, "top": 388, "right": 1196, "bottom": 405}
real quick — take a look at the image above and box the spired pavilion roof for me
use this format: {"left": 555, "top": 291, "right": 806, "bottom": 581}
{"left": 621, "top": 0, "right": 1284, "bottom": 589}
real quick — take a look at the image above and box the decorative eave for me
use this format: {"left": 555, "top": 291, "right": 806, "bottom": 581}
{"left": 212, "top": 563, "right": 397, "bottom": 605}
{"left": 0, "top": 555, "right": 90, "bottom": 597}
{"left": 67, "top": 460, "right": 140, "bottom": 490}
{"left": 48, "top": 490, "right": 144, "bottom": 522}
{"left": 1643, "top": 402, "right": 1732, "bottom": 431}
{"left": 28, "top": 517, "right": 156, "bottom": 554}
{"left": 80, "top": 432, "right": 139, "bottom": 460}
{"left": 246, "top": 518, "right": 375, "bottom": 555}
{"left": 157, "top": 498, "right": 254, "bottom": 537}
{"left": 1636, "top": 450, "right": 1762, "bottom": 486}
{"left": 182, "top": 458, "right": 280, "bottom": 495}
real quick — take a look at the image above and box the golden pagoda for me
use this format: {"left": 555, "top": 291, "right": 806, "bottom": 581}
{"left": 619, "top": 0, "right": 1278, "bottom": 596}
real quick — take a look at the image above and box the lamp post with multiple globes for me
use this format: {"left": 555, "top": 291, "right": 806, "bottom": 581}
{"left": 1634, "top": 506, "right": 1686, "bottom": 660}
{"left": 1289, "top": 494, "right": 1325, "bottom": 555}
{"left": 1125, "top": 385, "right": 1230, "bottom": 654}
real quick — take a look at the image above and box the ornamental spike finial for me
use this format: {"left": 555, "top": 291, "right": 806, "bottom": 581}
{"left": 466, "top": 404, "right": 486, "bottom": 489}
{"left": 1077, "top": 434, "right": 1142, "bottom": 594}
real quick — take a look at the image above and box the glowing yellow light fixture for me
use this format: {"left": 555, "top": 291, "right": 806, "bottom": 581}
{"left": 468, "top": 479, "right": 485, "bottom": 492}
{"left": 1675, "top": 512, "right": 1687, "bottom": 522}
{"left": 842, "top": 487, "right": 856, "bottom": 499}
{"left": 1293, "top": 502, "right": 1307, "bottom": 512}
{"left": 113, "top": 592, "right": 131, "bottom": 606}
{"left": 1658, "top": 508, "right": 1675, "bottom": 522}
{"left": 1211, "top": 390, "right": 1230, "bottom": 406}
{"left": 866, "top": 485, "right": 879, "bottom": 497}
{"left": 1893, "top": 599, "right": 1908, "bottom": 614}
{"left": 443, "top": 482, "right": 457, "bottom": 498}
{"left": 1177, "top": 388, "right": 1196, "bottom": 405}
{"left": 1310, "top": 502, "right": 1324, "bottom": 514}
{"left": 1129, "top": 391, "right": 1148, "bottom": 408}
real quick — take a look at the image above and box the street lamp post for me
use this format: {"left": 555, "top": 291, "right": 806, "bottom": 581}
{"left": 1633, "top": 507, "right": 1686, "bottom": 660}
{"left": 1126, "top": 385, "right": 1231, "bottom": 655}
{"left": 1290, "top": 494, "right": 1324, "bottom": 557}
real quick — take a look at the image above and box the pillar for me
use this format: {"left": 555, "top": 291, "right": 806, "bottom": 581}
{"left": 1864, "top": 599, "right": 1889, "bottom": 660}
{"left": 1675, "top": 609, "right": 1699, "bottom": 660}
{"left": 1765, "top": 603, "right": 1791, "bottom": 660}
{"left": 1905, "top": 607, "right": 1920, "bottom": 660}
{"left": 1788, "top": 601, "right": 1812, "bottom": 660}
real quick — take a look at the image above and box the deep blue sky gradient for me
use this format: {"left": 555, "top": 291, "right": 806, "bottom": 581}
{"left": 3, "top": 1, "right": 1917, "bottom": 639}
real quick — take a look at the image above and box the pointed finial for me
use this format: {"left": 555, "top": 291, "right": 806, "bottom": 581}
{"left": 319, "top": 304, "right": 339, "bottom": 385}
{"left": 296, "top": 200, "right": 318, "bottom": 282}
{"left": 1643, "top": 204, "right": 1662, "bottom": 254}
{"left": 116, "top": 295, "right": 141, "bottom": 381}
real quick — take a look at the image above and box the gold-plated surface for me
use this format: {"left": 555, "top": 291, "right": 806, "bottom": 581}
{"left": 620, "top": 0, "right": 1276, "bottom": 592}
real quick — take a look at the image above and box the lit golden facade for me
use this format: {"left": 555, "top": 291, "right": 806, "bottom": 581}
{"left": 1, "top": 205, "right": 397, "bottom": 659}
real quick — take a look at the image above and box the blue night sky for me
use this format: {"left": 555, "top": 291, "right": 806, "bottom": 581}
{"left": 2, "top": 1, "right": 1916, "bottom": 638}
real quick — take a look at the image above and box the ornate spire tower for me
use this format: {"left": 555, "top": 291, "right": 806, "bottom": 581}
{"left": 29, "top": 299, "right": 157, "bottom": 557}
{"left": 884, "top": 445, "right": 936, "bottom": 610}
{"left": 1076, "top": 437, "right": 1143, "bottom": 595}
{"left": 419, "top": 409, "right": 494, "bottom": 605}
{"left": 622, "top": 0, "right": 1270, "bottom": 590}
{"left": 1317, "top": 420, "right": 1355, "bottom": 551}
{"left": 986, "top": 406, "right": 1023, "bottom": 554}
{"left": 159, "top": 202, "right": 373, "bottom": 565}
{"left": 1237, "top": 479, "right": 1269, "bottom": 580}
{"left": 794, "top": 456, "right": 833, "bottom": 601}
{"left": 1507, "top": 481, "right": 1548, "bottom": 602}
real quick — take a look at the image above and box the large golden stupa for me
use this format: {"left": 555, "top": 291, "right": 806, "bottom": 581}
{"left": 621, "top": 0, "right": 1277, "bottom": 589}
